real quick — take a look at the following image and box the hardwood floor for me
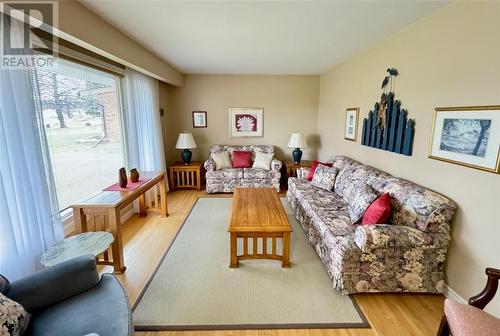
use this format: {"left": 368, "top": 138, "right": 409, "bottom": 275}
{"left": 99, "top": 190, "right": 444, "bottom": 336}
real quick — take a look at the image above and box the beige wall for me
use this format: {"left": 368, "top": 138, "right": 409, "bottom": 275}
{"left": 57, "top": 0, "right": 183, "bottom": 86}
{"left": 317, "top": 2, "right": 500, "bottom": 314}
{"left": 163, "top": 75, "right": 320, "bottom": 165}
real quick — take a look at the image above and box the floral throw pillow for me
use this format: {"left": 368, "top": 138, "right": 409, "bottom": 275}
{"left": 311, "top": 164, "right": 338, "bottom": 191}
{"left": 0, "top": 293, "right": 30, "bottom": 336}
{"left": 348, "top": 184, "right": 378, "bottom": 223}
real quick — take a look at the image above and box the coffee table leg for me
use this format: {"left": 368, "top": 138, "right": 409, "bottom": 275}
{"left": 229, "top": 233, "right": 238, "bottom": 268}
{"left": 282, "top": 232, "right": 291, "bottom": 268}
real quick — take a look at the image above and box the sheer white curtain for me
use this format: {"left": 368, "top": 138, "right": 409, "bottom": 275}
{"left": 122, "top": 68, "right": 166, "bottom": 171}
{"left": 0, "top": 17, "right": 63, "bottom": 280}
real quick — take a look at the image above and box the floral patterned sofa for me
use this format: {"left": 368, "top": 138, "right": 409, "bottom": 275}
{"left": 204, "top": 145, "right": 282, "bottom": 193}
{"left": 286, "top": 156, "right": 457, "bottom": 294}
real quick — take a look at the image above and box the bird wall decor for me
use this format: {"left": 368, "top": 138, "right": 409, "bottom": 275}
{"left": 381, "top": 67, "right": 399, "bottom": 93}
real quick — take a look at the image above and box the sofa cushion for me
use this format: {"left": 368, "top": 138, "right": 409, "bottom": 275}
{"left": 252, "top": 152, "right": 274, "bottom": 169}
{"left": 307, "top": 160, "right": 333, "bottom": 181}
{"left": 311, "top": 164, "right": 338, "bottom": 191}
{"left": 288, "top": 178, "right": 355, "bottom": 237}
{"left": 371, "top": 176, "right": 457, "bottom": 232}
{"left": 445, "top": 299, "right": 500, "bottom": 336}
{"left": 232, "top": 151, "right": 252, "bottom": 168}
{"left": 333, "top": 158, "right": 389, "bottom": 204}
{"left": 348, "top": 184, "right": 378, "bottom": 223}
{"left": 206, "top": 168, "right": 243, "bottom": 179}
{"left": 243, "top": 168, "right": 273, "bottom": 179}
{"left": 27, "top": 274, "right": 131, "bottom": 336}
{"left": 212, "top": 151, "right": 232, "bottom": 170}
{"left": 0, "top": 293, "right": 30, "bottom": 336}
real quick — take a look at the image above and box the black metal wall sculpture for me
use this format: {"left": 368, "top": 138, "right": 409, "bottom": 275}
{"left": 361, "top": 69, "right": 415, "bottom": 156}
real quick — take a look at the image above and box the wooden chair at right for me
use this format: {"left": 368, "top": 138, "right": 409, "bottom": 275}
{"left": 437, "top": 267, "right": 500, "bottom": 336}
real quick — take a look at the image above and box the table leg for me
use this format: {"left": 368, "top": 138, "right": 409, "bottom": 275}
{"left": 229, "top": 233, "right": 238, "bottom": 268}
{"left": 282, "top": 232, "right": 291, "bottom": 268}
{"left": 108, "top": 208, "right": 126, "bottom": 273}
{"left": 138, "top": 194, "right": 147, "bottom": 218}
{"left": 73, "top": 207, "right": 87, "bottom": 233}
{"left": 196, "top": 168, "right": 201, "bottom": 191}
{"left": 160, "top": 178, "right": 169, "bottom": 217}
{"left": 169, "top": 168, "right": 175, "bottom": 191}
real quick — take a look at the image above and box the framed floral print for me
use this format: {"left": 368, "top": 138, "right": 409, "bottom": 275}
{"left": 344, "top": 107, "right": 359, "bottom": 141}
{"left": 229, "top": 107, "right": 264, "bottom": 137}
{"left": 192, "top": 111, "right": 207, "bottom": 128}
{"left": 429, "top": 106, "right": 500, "bottom": 174}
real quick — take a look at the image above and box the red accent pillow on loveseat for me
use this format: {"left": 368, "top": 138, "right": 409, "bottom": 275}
{"left": 232, "top": 151, "right": 253, "bottom": 168}
{"left": 307, "top": 160, "right": 333, "bottom": 181}
{"left": 362, "top": 193, "right": 392, "bottom": 225}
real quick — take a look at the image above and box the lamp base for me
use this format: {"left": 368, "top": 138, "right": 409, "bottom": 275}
{"left": 181, "top": 149, "right": 192, "bottom": 165}
{"left": 292, "top": 148, "right": 302, "bottom": 165}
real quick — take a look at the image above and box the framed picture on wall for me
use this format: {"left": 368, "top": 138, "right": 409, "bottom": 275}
{"left": 229, "top": 107, "right": 264, "bottom": 137}
{"left": 344, "top": 107, "right": 359, "bottom": 141}
{"left": 192, "top": 111, "right": 207, "bottom": 128}
{"left": 429, "top": 105, "right": 500, "bottom": 174}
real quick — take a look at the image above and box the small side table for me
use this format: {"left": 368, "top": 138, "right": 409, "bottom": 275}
{"left": 284, "top": 160, "right": 314, "bottom": 178}
{"left": 41, "top": 232, "right": 114, "bottom": 267}
{"left": 169, "top": 161, "right": 205, "bottom": 191}
{"left": 282, "top": 160, "right": 314, "bottom": 189}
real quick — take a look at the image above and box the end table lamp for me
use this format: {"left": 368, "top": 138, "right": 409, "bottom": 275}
{"left": 175, "top": 133, "right": 197, "bottom": 165}
{"left": 288, "top": 133, "right": 308, "bottom": 165}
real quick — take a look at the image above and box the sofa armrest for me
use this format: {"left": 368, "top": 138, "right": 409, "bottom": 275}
{"left": 354, "top": 224, "right": 449, "bottom": 252}
{"left": 204, "top": 158, "right": 216, "bottom": 172}
{"left": 271, "top": 159, "right": 282, "bottom": 172}
{"left": 6, "top": 254, "right": 100, "bottom": 312}
{"left": 296, "top": 167, "right": 311, "bottom": 180}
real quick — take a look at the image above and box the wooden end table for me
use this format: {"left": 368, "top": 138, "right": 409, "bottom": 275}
{"left": 282, "top": 160, "right": 314, "bottom": 189}
{"left": 168, "top": 161, "right": 204, "bottom": 191}
{"left": 228, "top": 188, "right": 292, "bottom": 268}
{"left": 284, "top": 160, "right": 314, "bottom": 177}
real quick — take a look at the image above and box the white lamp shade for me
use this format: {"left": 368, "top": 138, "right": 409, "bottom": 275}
{"left": 288, "top": 133, "right": 308, "bottom": 148}
{"left": 175, "top": 133, "right": 197, "bottom": 149}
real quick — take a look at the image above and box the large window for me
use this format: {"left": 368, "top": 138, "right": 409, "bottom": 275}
{"left": 35, "top": 57, "right": 125, "bottom": 210}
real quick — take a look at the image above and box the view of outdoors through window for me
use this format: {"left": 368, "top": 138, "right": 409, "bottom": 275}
{"left": 36, "top": 57, "right": 124, "bottom": 210}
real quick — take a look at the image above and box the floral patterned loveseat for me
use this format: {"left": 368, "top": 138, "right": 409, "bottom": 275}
{"left": 204, "top": 145, "right": 282, "bottom": 193}
{"left": 286, "top": 156, "right": 457, "bottom": 294}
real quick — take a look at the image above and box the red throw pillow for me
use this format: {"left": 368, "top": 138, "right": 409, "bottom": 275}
{"left": 362, "top": 193, "right": 392, "bottom": 225}
{"left": 232, "top": 151, "right": 253, "bottom": 168}
{"left": 307, "top": 160, "right": 333, "bottom": 181}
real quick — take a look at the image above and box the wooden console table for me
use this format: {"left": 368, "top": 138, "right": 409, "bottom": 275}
{"left": 71, "top": 171, "right": 168, "bottom": 273}
{"left": 168, "top": 161, "right": 204, "bottom": 191}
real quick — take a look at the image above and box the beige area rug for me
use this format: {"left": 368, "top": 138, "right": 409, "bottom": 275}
{"left": 133, "top": 197, "right": 369, "bottom": 331}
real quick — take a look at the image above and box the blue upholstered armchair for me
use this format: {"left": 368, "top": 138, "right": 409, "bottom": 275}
{"left": 4, "top": 255, "right": 132, "bottom": 336}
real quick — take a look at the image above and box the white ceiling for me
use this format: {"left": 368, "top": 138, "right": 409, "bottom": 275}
{"left": 80, "top": 1, "right": 448, "bottom": 75}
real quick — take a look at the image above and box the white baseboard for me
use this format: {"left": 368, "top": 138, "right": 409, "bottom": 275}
{"left": 443, "top": 283, "right": 467, "bottom": 304}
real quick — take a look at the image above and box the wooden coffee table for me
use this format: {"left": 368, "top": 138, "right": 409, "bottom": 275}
{"left": 228, "top": 188, "right": 292, "bottom": 268}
